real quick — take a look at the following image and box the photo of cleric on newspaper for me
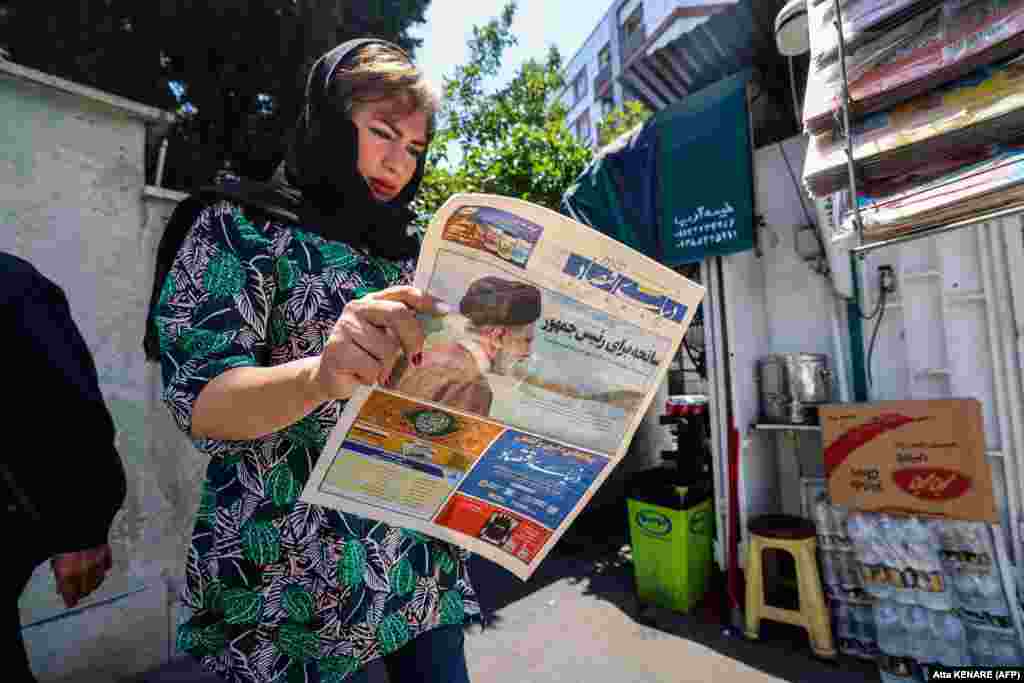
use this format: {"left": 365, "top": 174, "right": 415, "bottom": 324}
{"left": 300, "top": 194, "right": 704, "bottom": 579}
{"left": 384, "top": 261, "right": 662, "bottom": 455}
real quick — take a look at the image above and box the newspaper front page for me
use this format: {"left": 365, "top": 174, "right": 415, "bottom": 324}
{"left": 300, "top": 194, "right": 705, "bottom": 579}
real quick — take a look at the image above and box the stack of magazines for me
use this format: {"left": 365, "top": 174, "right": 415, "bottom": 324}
{"left": 805, "top": 54, "right": 1024, "bottom": 197}
{"left": 801, "top": 0, "right": 1024, "bottom": 242}
{"left": 846, "top": 141, "right": 1024, "bottom": 239}
{"left": 804, "top": 0, "right": 1024, "bottom": 134}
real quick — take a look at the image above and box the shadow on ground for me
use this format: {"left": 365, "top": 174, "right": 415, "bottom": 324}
{"left": 135, "top": 500, "right": 879, "bottom": 683}
{"left": 473, "top": 499, "right": 879, "bottom": 683}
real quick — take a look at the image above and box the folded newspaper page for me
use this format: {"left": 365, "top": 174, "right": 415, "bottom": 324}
{"left": 300, "top": 193, "right": 705, "bottom": 579}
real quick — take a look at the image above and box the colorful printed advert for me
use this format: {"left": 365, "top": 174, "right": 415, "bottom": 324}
{"left": 434, "top": 494, "right": 553, "bottom": 565}
{"left": 442, "top": 205, "right": 543, "bottom": 268}
{"left": 455, "top": 430, "right": 611, "bottom": 530}
{"left": 385, "top": 251, "right": 672, "bottom": 454}
{"left": 317, "top": 390, "right": 504, "bottom": 520}
{"left": 355, "top": 389, "right": 505, "bottom": 455}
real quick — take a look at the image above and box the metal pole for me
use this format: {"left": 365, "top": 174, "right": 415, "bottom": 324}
{"left": 832, "top": 0, "right": 863, "bottom": 245}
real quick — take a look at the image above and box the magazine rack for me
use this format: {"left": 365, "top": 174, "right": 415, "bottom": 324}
{"left": 824, "top": 0, "right": 1024, "bottom": 257}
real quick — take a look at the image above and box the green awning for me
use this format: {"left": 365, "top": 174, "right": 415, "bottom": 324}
{"left": 562, "top": 70, "right": 755, "bottom": 266}
{"left": 658, "top": 70, "right": 755, "bottom": 265}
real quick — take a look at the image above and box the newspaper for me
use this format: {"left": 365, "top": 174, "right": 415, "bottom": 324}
{"left": 300, "top": 193, "right": 705, "bottom": 579}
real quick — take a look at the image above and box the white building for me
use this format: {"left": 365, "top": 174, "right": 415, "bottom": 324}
{"left": 558, "top": 0, "right": 737, "bottom": 147}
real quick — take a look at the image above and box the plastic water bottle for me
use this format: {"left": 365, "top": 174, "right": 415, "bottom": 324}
{"left": 954, "top": 573, "right": 978, "bottom": 614}
{"left": 970, "top": 632, "right": 996, "bottom": 666}
{"left": 956, "top": 571, "right": 1008, "bottom": 618}
{"left": 813, "top": 496, "right": 834, "bottom": 542}
{"left": 904, "top": 518, "right": 932, "bottom": 602}
{"left": 876, "top": 602, "right": 906, "bottom": 657}
{"left": 910, "top": 524, "right": 951, "bottom": 610}
{"left": 976, "top": 571, "right": 1007, "bottom": 616}
{"left": 847, "top": 511, "right": 870, "bottom": 548}
{"left": 857, "top": 603, "right": 878, "bottom": 645}
{"left": 1017, "top": 523, "right": 1024, "bottom": 614}
{"left": 841, "top": 550, "right": 864, "bottom": 589}
{"left": 832, "top": 504, "right": 851, "bottom": 546}
{"left": 847, "top": 603, "right": 865, "bottom": 656}
{"left": 935, "top": 612, "right": 968, "bottom": 668}
{"left": 992, "top": 639, "right": 1022, "bottom": 667}
{"left": 861, "top": 546, "right": 886, "bottom": 599}
{"left": 819, "top": 548, "right": 838, "bottom": 586}
{"left": 878, "top": 515, "right": 909, "bottom": 602}
{"left": 878, "top": 655, "right": 919, "bottom": 683}
{"left": 904, "top": 605, "right": 932, "bottom": 662}
{"left": 848, "top": 510, "right": 866, "bottom": 545}
{"left": 964, "top": 522, "right": 994, "bottom": 567}
{"left": 834, "top": 601, "right": 853, "bottom": 640}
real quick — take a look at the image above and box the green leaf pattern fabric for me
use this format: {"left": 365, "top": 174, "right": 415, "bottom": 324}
{"left": 282, "top": 585, "right": 315, "bottom": 624}
{"left": 389, "top": 557, "right": 416, "bottom": 597}
{"left": 337, "top": 538, "right": 367, "bottom": 590}
{"left": 267, "top": 463, "right": 301, "bottom": 507}
{"left": 222, "top": 587, "right": 264, "bottom": 625}
{"left": 242, "top": 518, "right": 281, "bottom": 565}
{"left": 376, "top": 612, "right": 411, "bottom": 656}
{"left": 156, "top": 202, "right": 477, "bottom": 682}
{"left": 319, "top": 656, "right": 360, "bottom": 683}
{"left": 277, "top": 622, "right": 320, "bottom": 662}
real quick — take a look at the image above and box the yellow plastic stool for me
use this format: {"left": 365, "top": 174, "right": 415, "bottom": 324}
{"left": 744, "top": 514, "right": 836, "bottom": 658}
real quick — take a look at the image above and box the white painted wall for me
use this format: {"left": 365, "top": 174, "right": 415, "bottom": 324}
{"left": 0, "top": 62, "right": 201, "bottom": 682}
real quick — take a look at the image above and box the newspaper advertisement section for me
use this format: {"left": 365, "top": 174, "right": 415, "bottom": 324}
{"left": 301, "top": 194, "right": 705, "bottom": 579}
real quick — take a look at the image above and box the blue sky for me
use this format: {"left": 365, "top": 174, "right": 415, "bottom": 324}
{"left": 409, "top": 0, "right": 610, "bottom": 99}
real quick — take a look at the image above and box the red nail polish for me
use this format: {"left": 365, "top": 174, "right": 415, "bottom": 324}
{"left": 412, "top": 352, "right": 423, "bottom": 367}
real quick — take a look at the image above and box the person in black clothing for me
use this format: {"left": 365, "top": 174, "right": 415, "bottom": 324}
{"left": 1, "top": 251, "right": 127, "bottom": 681}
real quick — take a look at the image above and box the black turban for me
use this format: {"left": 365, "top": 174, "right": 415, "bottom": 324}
{"left": 460, "top": 277, "right": 542, "bottom": 327}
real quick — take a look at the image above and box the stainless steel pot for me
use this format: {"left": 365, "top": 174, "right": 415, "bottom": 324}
{"left": 756, "top": 353, "right": 833, "bottom": 424}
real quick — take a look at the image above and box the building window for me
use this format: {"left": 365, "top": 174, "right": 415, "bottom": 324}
{"left": 600, "top": 95, "right": 615, "bottom": 119}
{"left": 619, "top": 3, "right": 646, "bottom": 63}
{"left": 574, "top": 110, "right": 592, "bottom": 145}
{"left": 622, "top": 82, "right": 642, "bottom": 106}
{"left": 598, "top": 44, "right": 611, "bottom": 70}
{"left": 572, "top": 67, "right": 588, "bottom": 104}
{"left": 623, "top": 12, "right": 643, "bottom": 38}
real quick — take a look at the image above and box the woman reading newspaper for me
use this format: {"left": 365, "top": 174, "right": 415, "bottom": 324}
{"left": 143, "top": 40, "right": 477, "bottom": 683}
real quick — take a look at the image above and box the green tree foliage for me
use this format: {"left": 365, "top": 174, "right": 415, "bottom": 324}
{"left": 0, "top": 1, "right": 431, "bottom": 189}
{"left": 595, "top": 99, "right": 652, "bottom": 149}
{"left": 413, "top": 2, "right": 591, "bottom": 225}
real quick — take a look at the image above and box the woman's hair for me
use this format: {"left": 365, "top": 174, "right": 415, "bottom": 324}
{"left": 332, "top": 43, "right": 440, "bottom": 138}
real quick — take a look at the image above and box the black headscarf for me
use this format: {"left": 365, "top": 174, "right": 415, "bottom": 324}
{"left": 144, "top": 38, "right": 427, "bottom": 361}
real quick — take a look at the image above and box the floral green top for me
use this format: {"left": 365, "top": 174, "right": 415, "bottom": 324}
{"left": 156, "top": 201, "right": 478, "bottom": 683}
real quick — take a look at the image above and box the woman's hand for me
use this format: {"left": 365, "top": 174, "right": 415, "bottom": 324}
{"left": 314, "top": 286, "right": 449, "bottom": 400}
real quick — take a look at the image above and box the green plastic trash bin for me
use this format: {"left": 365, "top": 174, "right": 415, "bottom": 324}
{"left": 627, "top": 470, "right": 714, "bottom": 613}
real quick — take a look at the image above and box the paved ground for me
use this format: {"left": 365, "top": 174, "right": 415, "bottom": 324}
{"left": 134, "top": 503, "right": 880, "bottom": 683}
